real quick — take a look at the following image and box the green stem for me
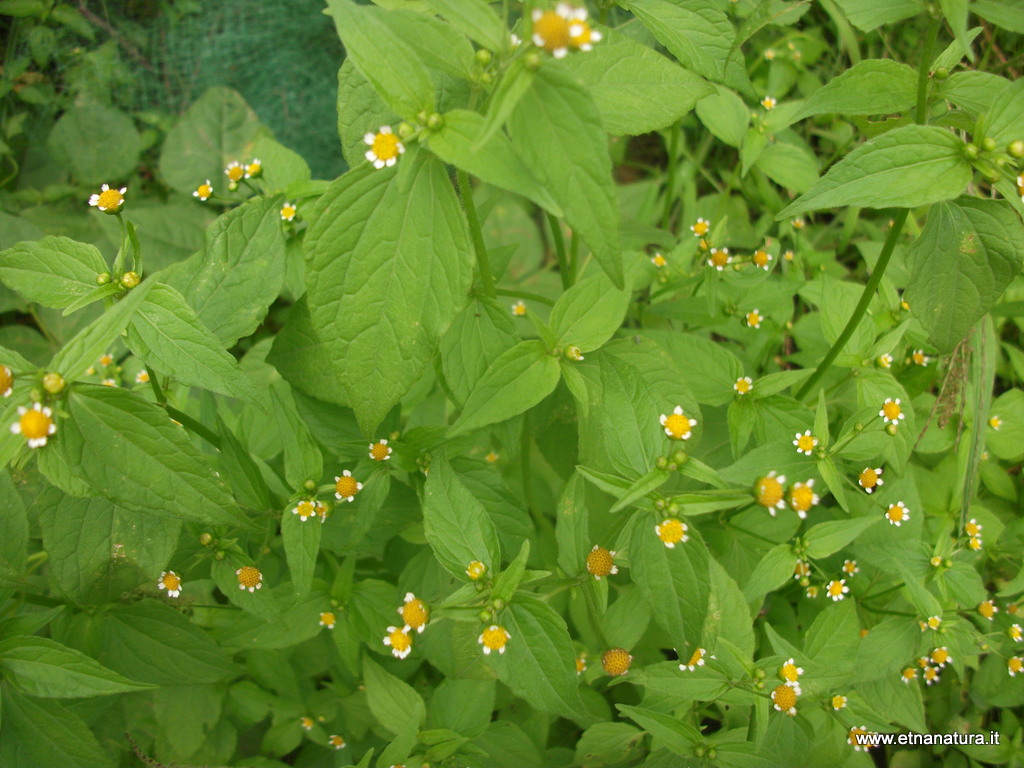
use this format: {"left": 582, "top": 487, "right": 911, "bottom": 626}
{"left": 548, "top": 213, "right": 571, "bottom": 289}
{"left": 457, "top": 170, "right": 496, "bottom": 299}
{"left": 662, "top": 121, "right": 680, "bottom": 230}
{"left": 166, "top": 406, "right": 221, "bottom": 449}
{"left": 794, "top": 17, "right": 939, "bottom": 401}
{"left": 582, "top": 580, "right": 611, "bottom": 649}
{"left": 493, "top": 287, "right": 555, "bottom": 306}
{"left": 145, "top": 365, "right": 166, "bottom": 405}
{"left": 568, "top": 229, "right": 579, "bottom": 284}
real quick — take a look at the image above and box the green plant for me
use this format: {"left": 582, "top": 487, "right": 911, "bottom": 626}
{"left": 1, "top": 0, "right": 1023, "bottom": 766}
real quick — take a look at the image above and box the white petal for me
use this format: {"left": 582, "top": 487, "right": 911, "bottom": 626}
{"left": 364, "top": 132, "right": 376, "bottom": 144}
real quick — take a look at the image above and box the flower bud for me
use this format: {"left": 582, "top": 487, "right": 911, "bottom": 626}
{"left": 42, "top": 372, "right": 65, "bottom": 394}
{"left": 120, "top": 271, "right": 141, "bottom": 289}
{"left": 982, "top": 137, "right": 997, "bottom": 152}
{"left": 397, "top": 122, "right": 415, "bottom": 139}
{"left": 1009, "top": 140, "right": 1024, "bottom": 159}
{"left": 491, "top": 598, "right": 505, "bottom": 611}
{"left": 885, "top": 423, "right": 899, "bottom": 436}
{"left": 426, "top": 112, "right": 445, "bottom": 131}
{"left": 475, "top": 49, "right": 492, "bottom": 65}
{"left": 655, "top": 456, "right": 669, "bottom": 470}
{"left": 934, "top": 66, "right": 949, "bottom": 80}
{"left": 214, "top": 549, "right": 226, "bottom": 560}
{"left": 564, "top": 345, "right": 584, "bottom": 361}
{"left": 479, "top": 71, "right": 494, "bottom": 85}
{"left": 199, "top": 532, "right": 214, "bottom": 546}
{"left": 478, "top": 609, "right": 493, "bottom": 623}
{"left": 671, "top": 450, "right": 688, "bottom": 465}
{"left": 963, "top": 143, "right": 979, "bottom": 160}
{"left": 524, "top": 51, "right": 542, "bottom": 70}
{"left": 303, "top": 480, "right": 317, "bottom": 493}
{"left": 96, "top": 272, "right": 111, "bottom": 285}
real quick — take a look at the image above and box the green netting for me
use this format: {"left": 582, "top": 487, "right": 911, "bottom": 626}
{"left": 106, "top": 0, "right": 346, "bottom": 177}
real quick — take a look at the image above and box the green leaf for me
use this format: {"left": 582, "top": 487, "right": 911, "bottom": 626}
{"left": 904, "top": 198, "right": 1024, "bottom": 353}
{"left": 630, "top": 518, "right": 711, "bottom": 648}
{"left": 930, "top": 27, "right": 983, "bottom": 73}
{"left": 0, "top": 470, "right": 28, "bottom": 578}
{"left": 793, "top": 59, "right": 917, "bottom": 120}
{"left": 216, "top": 416, "right": 272, "bottom": 512}
{"left": 449, "top": 340, "right": 561, "bottom": 437}
{"left": 556, "top": 473, "right": 590, "bottom": 577}
{"left": 267, "top": 297, "right": 348, "bottom": 405}
{"left": 487, "top": 593, "right": 585, "bottom": 719}
{"left": 695, "top": 85, "right": 750, "bottom": 148}
{"left": 305, "top": 155, "right": 473, "bottom": 435}
{"left": 816, "top": 454, "right": 852, "bottom": 512}
{"left": 609, "top": 469, "right": 669, "bottom": 513}
{"left": 755, "top": 141, "right": 819, "bottom": 192}
{"left": 337, "top": 58, "right": 400, "bottom": 170}
{"left": 48, "top": 105, "right": 141, "bottom": 184}
{"left": 126, "top": 283, "right": 265, "bottom": 406}
{"left": 379, "top": 9, "right": 475, "bottom": 81}
{"left": 161, "top": 196, "right": 287, "bottom": 348}
{"left": 508, "top": 65, "right": 622, "bottom": 287}
{"left": 832, "top": 0, "right": 923, "bottom": 32}
{"left": 0, "top": 635, "right": 153, "bottom": 698}
{"left": 0, "top": 686, "right": 112, "bottom": 768}
{"left": 492, "top": 540, "right": 530, "bottom": 603}
{"left": 423, "top": 0, "right": 506, "bottom": 51}
{"left": 559, "top": 28, "right": 713, "bottom": 136}
{"left": 426, "top": 109, "right": 561, "bottom": 214}
{"left": 617, "top": 704, "right": 701, "bottom": 756}
{"left": 986, "top": 78, "right": 1024, "bottom": 147}
{"left": 50, "top": 278, "right": 154, "bottom": 381}
{"left": 574, "top": 722, "right": 645, "bottom": 768}
{"left": 427, "top": 678, "right": 495, "bottom": 738}
{"left": 804, "top": 515, "right": 881, "bottom": 558}
{"left": 269, "top": 379, "right": 323, "bottom": 489}
{"left": 423, "top": 453, "right": 501, "bottom": 579}
{"left": 0, "top": 236, "right": 106, "bottom": 308}
{"left": 281, "top": 506, "right": 321, "bottom": 599}
{"left": 250, "top": 135, "right": 312, "bottom": 193}
{"left": 743, "top": 543, "right": 796, "bottom": 608}
{"left": 363, "top": 656, "right": 426, "bottom": 736}
{"left": 210, "top": 557, "right": 278, "bottom": 622}
{"left": 972, "top": 0, "right": 1024, "bottom": 33}
{"left": 438, "top": 296, "right": 519, "bottom": 407}
{"left": 325, "top": 0, "right": 434, "bottom": 117}
{"left": 550, "top": 272, "right": 631, "bottom": 353}
{"left": 939, "top": 0, "right": 971, "bottom": 63}
{"left": 98, "top": 599, "right": 239, "bottom": 684}
{"left": 158, "top": 87, "right": 268, "bottom": 198}
{"left": 778, "top": 125, "right": 970, "bottom": 218}
{"left": 59, "top": 385, "right": 247, "bottom": 526}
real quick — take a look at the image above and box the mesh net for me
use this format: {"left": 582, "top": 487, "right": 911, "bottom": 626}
{"left": 103, "top": 0, "right": 347, "bottom": 177}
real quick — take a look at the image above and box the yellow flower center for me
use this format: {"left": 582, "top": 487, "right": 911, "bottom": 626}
{"left": 320, "top": 611, "right": 336, "bottom": 627}
{"left": 979, "top": 601, "right": 995, "bottom": 619}
{"left": 512, "top": 302, "right": 527, "bottom": 316}
{"left": 1011, "top": 626, "right": 1022, "bottom": 641}
{"left": 755, "top": 475, "right": 783, "bottom": 508}
{"left": 372, "top": 132, "right": 401, "bottom": 162}
{"left": 295, "top": 500, "right": 315, "bottom": 519}
{"left": 656, "top": 518, "right": 687, "bottom": 546}
{"left": 781, "top": 662, "right": 799, "bottom": 682}
{"left": 930, "top": 648, "right": 948, "bottom": 665}
{"left": 965, "top": 520, "right": 981, "bottom": 536}
{"left": 601, "top": 647, "right": 632, "bottom": 676}
{"left": 467, "top": 561, "right": 487, "bottom": 580}
{"left": 793, "top": 561, "right": 810, "bottom": 578}
{"left": 989, "top": 416, "right": 1002, "bottom": 430}
{"left": 226, "top": 164, "right": 245, "bottom": 182}
{"left": 796, "top": 434, "right": 816, "bottom": 453}
{"left": 300, "top": 716, "right": 314, "bottom": 729}
{"left": 486, "top": 451, "right": 500, "bottom": 463}
{"left": 831, "top": 695, "right": 846, "bottom": 709}
{"left": 827, "top": 580, "right": 845, "bottom": 598}
{"left": 329, "top": 735, "right": 345, "bottom": 748}
{"left": 534, "top": 11, "right": 570, "bottom": 50}
{"left": 97, "top": 188, "right": 123, "bottom": 210}
{"left": 927, "top": 616, "right": 941, "bottom": 629}
{"left": 771, "top": 684, "right": 796, "bottom": 712}
{"left": 651, "top": 253, "right": 667, "bottom": 267}
{"left": 902, "top": 667, "right": 917, "bottom": 680}
{"left": 401, "top": 598, "right": 429, "bottom": 629}
{"left": 481, "top": 626, "right": 509, "bottom": 651}
{"left": 746, "top": 311, "right": 762, "bottom": 327}
{"left": 569, "top": 20, "right": 594, "bottom": 47}
{"left": 1011, "top": 658, "right": 1024, "bottom": 673}
{"left": 237, "top": 566, "right": 262, "bottom": 589}
{"left": 0, "top": 365, "right": 11, "bottom": 393}
{"left": 859, "top": 468, "right": 879, "bottom": 488}
{"left": 735, "top": 378, "right": 752, "bottom": 394}
{"left": 687, "top": 648, "right": 705, "bottom": 667}
{"left": 281, "top": 204, "right": 296, "bottom": 220}
{"left": 882, "top": 401, "right": 902, "bottom": 421}
{"left": 843, "top": 561, "right": 857, "bottom": 574}
{"left": 246, "top": 161, "right": 262, "bottom": 176}
{"left": 370, "top": 441, "right": 391, "bottom": 461}
{"left": 19, "top": 408, "right": 53, "bottom": 440}
{"left": 663, "top": 412, "right": 693, "bottom": 440}
{"left": 709, "top": 249, "right": 729, "bottom": 268}
{"left": 886, "top": 504, "right": 905, "bottom": 523}
{"left": 576, "top": 656, "right": 587, "bottom": 673}
{"left": 692, "top": 220, "right": 709, "bottom": 236}
{"left": 586, "top": 546, "right": 615, "bottom": 577}
{"left": 913, "top": 351, "right": 926, "bottom": 365}
{"left": 789, "top": 484, "right": 815, "bottom": 512}
{"left": 389, "top": 628, "right": 412, "bottom": 652}
{"left": 197, "top": 183, "right": 212, "bottom": 199}
{"left": 753, "top": 250, "right": 770, "bottom": 268}
{"left": 336, "top": 475, "right": 360, "bottom": 498}
{"left": 161, "top": 572, "right": 181, "bottom": 591}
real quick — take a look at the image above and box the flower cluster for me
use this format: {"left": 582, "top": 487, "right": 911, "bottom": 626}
{"left": 531, "top": 4, "right": 601, "bottom": 59}
{"left": 383, "top": 593, "right": 431, "bottom": 659}
{"left": 753, "top": 472, "right": 820, "bottom": 518}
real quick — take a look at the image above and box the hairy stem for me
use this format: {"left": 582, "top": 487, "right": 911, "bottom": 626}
{"left": 457, "top": 170, "right": 496, "bottom": 299}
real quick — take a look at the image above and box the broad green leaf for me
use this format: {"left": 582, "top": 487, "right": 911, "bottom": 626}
{"left": 609, "top": 469, "right": 669, "bottom": 513}
{"left": 556, "top": 473, "right": 590, "bottom": 577}
{"left": 778, "top": 125, "right": 970, "bottom": 218}
{"left": 987, "top": 78, "right": 1024, "bottom": 147}
{"left": 476, "top": 59, "right": 534, "bottom": 149}
{"left": 281, "top": 506, "right": 322, "bottom": 599}
{"left": 743, "top": 542, "right": 796, "bottom": 608}
{"left": 438, "top": 296, "right": 518, "bottom": 407}
{"left": 269, "top": 379, "right": 323, "bottom": 489}
{"left": 326, "top": 0, "right": 434, "bottom": 117}
{"left": 695, "top": 85, "right": 749, "bottom": 148}
{"left": 802, "top": 599, "right": 860, "bottom": 694}
{"left": 0, "top": 635, "right": 153, "bottom": 698}
{"left": 508, "top": 65, "right": 622, "bottom": 287}
{"left": 38, "top": 490, "right": 180, "bottom": 604}
{"left": 804, "top": 515, "right": 880, "bottom": 558}
{"left": 250, "top": 135, "right": 312, "bottom": 192}
{"left": 379, "top": 9, "right": 475, "bottom": 81}
{"left": 426, "top": 109, "right": 561, "bottom": 214}
{"left": 305, "top": 155, "right": 473, "bottom": 435}
{"left": 423, "top": 453, "right": 501, "bottom": 578}
{"left": 550, "top": 272, "right": 631, "bottom": 353}
{"left": 50, "top": 278, "right": 153, "bottom": 380}
{"left": 631, "top": 518, "right": 711, "bottom": 649}
{"left": 617, "top": 704, "right": 701, "bottom": 756}
{"left": 336, "top": 58, "right": 400, "bottom": 170}
{"left": 0, "top": 236, "right": 107, "bottom": 308}
{"left": 97, "top": 599, "right": 238, "bottom": 684}
{"left": 0, "top": 341, "right": 35, "bottom": 372}
{"left": 210, "top": 557, "right": 278, "bottom": 622}
{"left": 423, "top": 0, "right": 506, "bottom": 51}
{"left": 574, "top": 722, "right": 644, "bottom": 768}
{"left": 0, "top": 470, "right": 28, "bottom": 578}
{"left": 733, "top": 0, "right": 811, "bottom": 48}
{"left": 158, "top": 87, "right": 268, "bottom": 198}
{"left": 703, "top": 557, "right": 755, "bottom": 659}
{"left": 364, "top": 656, "right": 426, "bottom": 736}
{"left": 449, "top": 340, "right": 560, "bottom": 437}
{"left": 936, "top": 71, "right": 1009, "bottom": 118}
{"left": 216, "top": 416, "right": 272, "bottom": 512}
{"left": 492, "top": 540, "right": 530, "bottom": 603}
{"left": 153, "top": 684, "right": 222, "bottom": 763}
{"left": 161, "top": 196, "right": 287, "bottom": 348}
{"left": 126, "top": 283, "right": 265, "bottom": 406}
{"left": 215, "top": 588, "right": 326, "bottom": 651}
{"left": 267, "top": 297, "right": 348, "bottom": 405}
{"left": 904, "top": 198, "right": 1024, "bottom": 353}
{"left": 816, "top": 454, "right": 851, "bottom": 512}
{"left": 832, "top": 0, "right": 923, "bottom": 31}
{"left": 930, "top": 27, "right": 983, "bottom": 73}
{"left": 48, "top": 104, "right": 141, "bottom": 185}
{"left": 0, "top": 686, "right": 112, "bottom": 768}
{"left": 755, "top": 141, "right": 818, "bottom": 192}
{"left": 559, "top": 28, "right": 713, "bottom": 136}
{"left": 427, "top": 678, "right": 495, "bottom": 738}
{"left": 60, "top": 385, "right": 247, "bottom": 526}
{"left": 972, "top": 0, "right": 1024, "bottom": 33}
{"left": 643, "top": 330, "right": 743, "bottom": 407}
{"left": 792, "top": 59, "right": 916, "bottom": 120}
{"left": 938, "top": 0, "right": 971, "bottom": 63}
{"left": 487, "top": 593, "right": 585, "bottom": 719}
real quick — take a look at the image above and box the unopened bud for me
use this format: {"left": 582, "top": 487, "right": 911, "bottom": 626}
{"left": 475, "top": 49, "right": 492, "bottom": 65}
{"left": 478, "top": 609, "right": 493, "bottom": 623}
{"left": 199, "top": 532, "right": 213, "bottom": 546}
{"left": 655, "top": 456, "right": 670, "bottom": 470}
{"left": 42, "top": 372, "right": 65, "bottom": 394}
{"left": 426, "top": 112, "right": 444, "bottom": 131}
{"left": 885, "top": 423, "right": 899, "bottom": 436}
{"left": 96, "top": 272, "right": 111, "bottom": 285}
{"left": 1009, "top": 140, "right": 1024, "bottom": 159}
{"left": 120, "top": 271, "right": 141, "bottom": 289}
{"left": 524, "top": 51, "right": 542, "bottom": 70}
{"left": 564, "top": 345, "right": 584, "bottom": 361}
{"left": 672, "top": 450, "right": 688, "bottom": 465}
{"left": 982, "top": 137, "right": 997, "bottom": 152}
{"left": 963, "top": 143, "right": 979, "bottom": 160}
{"left": 397, "top": 122, "right": 415, "bottom": 139}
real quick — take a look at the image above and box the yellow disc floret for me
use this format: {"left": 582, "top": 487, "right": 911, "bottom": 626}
{"left": 479, "top": 625, "right": 511, "bottom": 655}
{"left": 752, "top": 249, "right": 772, "bottom": 270}
{"left": 978, "top": 600, "right": 997, "bottom": 620}
{"left": 531, "top": 7, "right": 571, "bottom": 57}
{"left": 754, "top": 471, "right": 786, "bottom": 514}
{"left": 690, "top": 217, "right": 710, "bottom": 237}
{"left": 319, "top": 611, "right": 336, "bottom": 629}
{"left": 586, "top": 546, "right": 617, "bottom": 579}
{"left": 328, "top": 734, "right": 346, "bottom": 750}
{"left": 466, "top": 561, "right": 487, "bottom": 580}
{"left": 660, "top": 406, "right": 697, "bottom": 440}
{"left": 780, "top": 658, "right": 803, "bottom": 683}
{"left": 193, "top": 180, "right": 213, "bottom": 201}
{"left": 369, "top": 439, "right": 393, "bottom": 461}
{"left": 88, "top": 184, "right": 126, "bottom": 213}
{"left": 746, "top": 309, "right": 763, "bottom": 329}
{"left": 334, "top": 470, "right": 362, "bottom": 501}
{"left": 858, "top": 466, "right": 883, "bottom": 494}
{"left": 880, "top": 397, "right": 904, "bottom": 424}
{"left": 400, "top": 592, "right": 430, "bottom": 633}
{"left": 734, "top": 376, "right": 753, "bottom": 395}
{"left": 11, "top": 402, "right": 56, "bottom": 448}
{"left": 708, "top": 248, "right": 731, "bottom": 270}
{"left": 236, "top": 565, "right": 263, "bottom": 592}
{"left": 158, "top": 570, "right": 182, "bottom": 597}
{"left": 680, "top": 647, "right": 708, "bottom": 671}
{"left": 1009, "top": 657, "right": 1024, "bottom": 677}
{"left": 655, "top": 517, "right": 688, "bottom": 548}
{"left": 601, "top": 647, "right": 633, "bottom": 676}
{"left": 793, "top": 430, "right": 817, "bottom": 455}
{"left": 384, "top": 626, "right": 413, "bottom": 658}
{"left": 885, "top": 501, "right": 909, "bottom": 526}
{"left": 771, "top": 683, "right": 797, "bottom": 715}
{"left": 788, "top": 480, "right": 819, "bottom": 519}
{"left": 364, "top": 126, "right": 404, "bottom": 169}
{"left": 280, "top": 202, "right": 297, "bottom": 222}
{"left": 0, "top": 365, "right": 12, "bottom": 397}
{"left": 831, "top": 695, "right": 847, "bottom": 710}
{"left": 225, "top": 162, "right": 245, "bottom": 183}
